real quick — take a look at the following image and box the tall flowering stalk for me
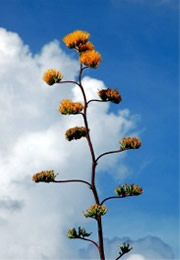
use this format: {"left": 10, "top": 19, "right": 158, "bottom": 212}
{"left": 32, "top": 30, "right": 143, "bottom": 260}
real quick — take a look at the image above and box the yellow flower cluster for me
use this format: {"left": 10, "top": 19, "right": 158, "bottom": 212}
{"left": 63, "top": 30, "right": 90, "bottom": 48}
{"left": 80, "top": 50, "right": 101, "bottom": 68}
{"left": 120, "top": 137, "right": 141, "bottom": 150}
{"left": 98, "top": 88, "right": 122, "bottom": 104}
{"left": 83, "top": 204, "right": 108, "bottom": 218}
{"left": 32, "top": 170, "right": 57, "bottom": 183}
{"left": 63, "top": 30, "right": 101, "bottom": 68}
{"left": 59, "top": 99, "right": 84, "bottom": 115}
{"left": 65, "top": 127, "right": 88, "bottom": 141}
{"left": 42, "top": 69, "right": 63, "bottom": 85}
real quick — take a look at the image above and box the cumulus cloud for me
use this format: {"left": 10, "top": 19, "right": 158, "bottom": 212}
{"left": 0, "top": 27, "right": 140, "bottom": 258}
{"left": 79, "top": 236, "right": 175, "bottom": 259}
{"left": 127, "top": 254, "right": 145, "bottom": 260}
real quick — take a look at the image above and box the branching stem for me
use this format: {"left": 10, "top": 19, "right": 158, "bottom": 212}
{"left": 87, "top": 99, "right": 108, "bottom": 106}
{"left": 95, "top": 148, "right": 125, "bottom": 163}
{"left": 57, "top": 80, "right": 80, "bottom": 87}
{"left": 79, "top": 237, "right": 99, "bottom": 249}
{"left": 100, "top": 195, "right": 132, "bottom": 205}
{"left": 78, "top": 63, "right": 105, "bottom": 260}
{"left": 54, "top": 179, "right": 91, "bottom": 187}
{"left": 115, "top": 252, "right": 127, "bottom": 260}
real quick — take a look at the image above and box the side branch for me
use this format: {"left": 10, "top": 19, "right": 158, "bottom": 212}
{"left": 79, "top": 237, "right": 99, "bottom": 249}
{"left": 57, "top": 80, "right": 80, "bottom": 87}
{"left": 54, "top": 179, "right": 91, "bottom": 187}
{"left": 96, "top": 148, "right": 126, "bottom": 163}
{"left": 115, "top": 252, "right": 127, "bottom": 260}
{"left": 87, "top": 99, "right": 108, "bottom": 106}
{"left": 100, "top": 195, "right": 132, "bottom": 205}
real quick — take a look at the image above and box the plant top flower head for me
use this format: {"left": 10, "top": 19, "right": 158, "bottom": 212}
{"left": 59, "top": 99, "right": 84, "bottom": 115}
{"left": 42, "top": 69, "right": 63, "bottom": 85}
{"left": 98, "top": 88, "right": 122, "bottom": 104}
{"left": 120, "top": 137, "right": 141, "bottom": 150}
{"left": 83, "top": 204, "right": 108, "bottom": 218}
{"left": 63, "top": 30, "right": 90, "bottom": 49}
{"left": 80, "top": 50, "right": 101, "bottom": 68}
{"left": 32, "top": 170, "right": 57, "bottom": 183}
{"left": 65, "top": 127, "right": 88, "bottom": 141}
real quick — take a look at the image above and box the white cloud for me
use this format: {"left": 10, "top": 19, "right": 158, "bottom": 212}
{"left": 0, "top": 27, "right": 139, "bottom": 258}
{"left": 127, "top": 254, "right": 145, "bottom": 260}
{"left": 79, "top": 236, "right": 175, "bottom": 259}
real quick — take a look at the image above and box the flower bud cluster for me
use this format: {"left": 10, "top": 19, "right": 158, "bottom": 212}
{"left": 118, "top": 243, "right": 133, "bottom": 255}
{"left": 83, "top": 204, "right": 108, "bottom": 218}
{"left": 120, "top": 137, "right": 141, "bottom": 150}
{"left": 115, "top": 184, "right": 143, "bottom": 197}
{"left": 59, "top": 99, "right": 84, "bottom": 115}
{"left": 98, "top": 88, "right": 122, "bottom": 104}
{"left": 42, "top": 69, "right": 63, "bottom": 85}
{"left": 67, "top": 227, "right": 92, "bottom": 239}
{"left": 32, "top": 170, "right": 57, "bottom": 183}
{"left": 65, "top": 127, "right": 88, "bottom": 141}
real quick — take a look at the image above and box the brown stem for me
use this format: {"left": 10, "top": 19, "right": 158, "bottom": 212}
{"left": 57, "top": 80, "right": 80, "bottom": 87}
{"left": 115, "top": 252, "right": 127, "bottom": 260}
{"left": 53, "top": 179, "right": 91, "bottom": 187}
{"left": 78, "top": 63, "right": 105, "bottom": 260}
{"left": 87, "top": 99, "right": 108, "bottom": 106}
{"left": 79, "top": 237, "right": 99, "bottom": 249}
{"left": 100, "top": 195, "right": 133, "bottom": 205}
{"left": 95, "top": 148, "right": 126, "bottom": 163}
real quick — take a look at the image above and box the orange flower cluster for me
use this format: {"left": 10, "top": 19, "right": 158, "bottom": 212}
{"left": 42, "top": 69, "right": 63, "bottom": 85}
{"left": 80, "top": 50, "right": 101, "bottom": 68}
{"left": 83, "top": 204, "right": 108, "bottom": 218}
{"left": 63, "top": 30, "right": 101, "bottom": 68}
{"left": 59, "top": 99, "right": 84, "bottom": 115}
{"left": 98, "top": 88, "right": 122, "bottom": 104}
{"left": 120, "top": 137, "right": 141, "bottom": 150}
{"left": 65, "top": 127, "right": 88, "bottom": 141}
{"left": 63, "top": 30, "right": 90, "bottom": 48}
{"left": 32, "top": 170, "right": 56, "bottom": 183}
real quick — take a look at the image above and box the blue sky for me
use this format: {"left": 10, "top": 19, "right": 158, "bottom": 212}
{"left": 0, "top": 0, "right": 179, "bottom": 259}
